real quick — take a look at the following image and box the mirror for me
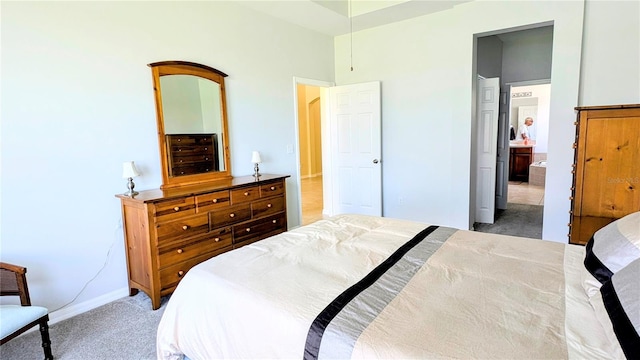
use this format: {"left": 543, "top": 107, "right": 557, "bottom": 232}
{"left": 149, "top": 61, "right": 232, "bottom": 189}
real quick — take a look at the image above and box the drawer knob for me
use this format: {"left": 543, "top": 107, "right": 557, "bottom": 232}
{"left": 246, "top": 228, "right": 251, "bottom": 232}
{"left": 267, "top": 203, "right": 272, "bottom": 208}
{"left": 229, "top": 213, "right": 235, "bottom": 218}
{"left": 214, "top": 237, "right": 220, "bottom": 242}
{"left": 174, "top": 206, "right": 180, "bottom": 212}
{"left": 272, "top": 220, "right": 277, "bottom": 224}
{"left": 568, "top": 223, "right": 572, "bottom": 227}
{"left": 270, "top": 186, "right": 276, "bottom": 191}
{"left": 213, "top": 199, "right": 218, "bottom": 203}
{"left": 569, "top": 196, "right": 574, "bottom": 200}
{"left": 177, "top": 249, "right": 183, "bottom": 254}
{"left": 178, "top": 270, "right": 185, "bottom": 277}
{"left": 182, "top": 225, "right": 189, "bottom": 230}
{"left": 244, "top": 191, "right": 249, "bottom": 196}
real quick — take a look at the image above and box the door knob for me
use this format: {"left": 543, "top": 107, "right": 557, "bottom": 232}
{"left": 373, "top": 159, "right": 379, "bottom": 164}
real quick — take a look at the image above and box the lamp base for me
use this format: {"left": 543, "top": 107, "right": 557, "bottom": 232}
{"left": 253, "top": 163, "right": 261, "bottom": 178}
{"left": 124, "top": 177, "right": 139, "bottom": 197}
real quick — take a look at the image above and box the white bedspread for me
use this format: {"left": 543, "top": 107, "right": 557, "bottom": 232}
{"left": 156, "top": 214, "right": 614, "bottom": 359}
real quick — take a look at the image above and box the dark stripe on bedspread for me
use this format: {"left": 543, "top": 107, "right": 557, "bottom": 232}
{"left": 303, "top": 225, "right": 455, "bottom": 360}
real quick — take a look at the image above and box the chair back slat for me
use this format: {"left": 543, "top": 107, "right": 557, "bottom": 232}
{"left": 1, "top": 268, "right": 20, "bottom": 294}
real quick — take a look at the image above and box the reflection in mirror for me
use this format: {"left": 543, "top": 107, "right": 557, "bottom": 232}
{"left": 149, "top": 61, "right": 231, "bottom": 189}
{"left": 160, "top": 75, "right": 225, "bottom": 175}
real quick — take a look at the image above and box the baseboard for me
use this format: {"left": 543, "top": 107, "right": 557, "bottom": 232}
{"left": 48, "top": 287, "right": 130, "bottom": 325}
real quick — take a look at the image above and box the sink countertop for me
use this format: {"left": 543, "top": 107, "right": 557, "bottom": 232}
{"left": 509, "top": 141, "right": 536, "bottom": 148}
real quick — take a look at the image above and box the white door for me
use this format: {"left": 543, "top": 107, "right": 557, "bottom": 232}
{"left": 329, "top": 81, "right": 382, "bottom": 216}
{"left": 496, "top": 85, "right": 511, "bottom": 210}
{"left": 475, "top": 77, "right": 500, "bottom": 224}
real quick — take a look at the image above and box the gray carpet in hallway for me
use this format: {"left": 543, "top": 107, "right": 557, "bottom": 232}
{"left": 0, "top": 293, "right": 168, "bottom": 360}
{"left": 474, "top": 203, "right": 544, "bottom": 239}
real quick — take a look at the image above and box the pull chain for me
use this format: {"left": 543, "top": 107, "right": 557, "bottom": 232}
{"left": 349, "top": 0, "right": 353, "bottom": 71}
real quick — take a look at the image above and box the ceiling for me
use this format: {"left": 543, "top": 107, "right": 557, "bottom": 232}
{"left": 237, "top": 0, "right": 473, "bottom": 36}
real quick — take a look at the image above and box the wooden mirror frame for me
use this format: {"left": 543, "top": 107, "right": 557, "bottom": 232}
{"left": 149, "top": 61, "right": 232, "bottom": 189}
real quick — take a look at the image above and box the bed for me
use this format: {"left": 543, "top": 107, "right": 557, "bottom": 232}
{"left": 156, "top": 213, "right": 639, "bottom": 359}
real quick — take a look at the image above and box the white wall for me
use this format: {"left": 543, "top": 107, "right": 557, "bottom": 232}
{"left": 579, "top": 0, "right": 640, "bottom": 105}
{"left": 1, "top": 1, "right": 333, "bottom": 316}
{"left": 335, "top": 1, "right": 585, "bottom": 239}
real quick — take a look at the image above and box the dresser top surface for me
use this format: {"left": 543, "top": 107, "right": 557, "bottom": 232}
{"left": 575, "top": 103, "right": 640, "bottom": 111}
{"left": 115, "top": 174, "right": 290, "bottom": 203}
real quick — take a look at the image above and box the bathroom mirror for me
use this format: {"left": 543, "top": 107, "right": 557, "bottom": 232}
{"left": 149, "top": 61, "right": 232, "bottom": 189}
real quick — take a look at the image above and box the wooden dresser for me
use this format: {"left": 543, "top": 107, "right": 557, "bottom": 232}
{"left": 116, "top": 174, "right": 289, "bottom": 309}
{"left": 166, "top": 133, "right": 219, "bottom": 176}
{"left": 569, "top": 104, "right": 640, "bottom": 245}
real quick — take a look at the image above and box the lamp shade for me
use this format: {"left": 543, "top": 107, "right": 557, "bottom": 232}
{"left": 122, "top": 161, "right": 141, "bottom": 179}
{"left": 251, "top": 151, "right": 262, "bottom": 164}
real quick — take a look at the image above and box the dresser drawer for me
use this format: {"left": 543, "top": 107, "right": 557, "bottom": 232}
{"left": 169, "top": 143, "right": 214, "bottom": 155}
{"left": 233, "top": 213, "right": 286, "bottom": 245}
{"left": 167, "top": 134, "right": 214, "bottom": 146}
{"left": 156, "top": 214, "right": 209, "bottom": 244}
{"left": 157, "top": 228, "right": 233, "bottom": 269}
{"left": 171, "top": 159, "right": 217, "bottom": 174}
{"left": 159, "top": 248, "right": 228, "bottom": 293}
{"left": 251, "top": 196, "right": 285, "bottom": 218}
{"left": 196, "top": 190, "right": 230, "bottom": 213}
{"left": 230, "top": 185, "right": 260, "bottom": 204}
{"left": 209, "top": 204, "right": 251, "bottom": 228}
{"left": 154, "top": 197, "right": 196, "bottom": 221}
{"left": 260, "top": 180, "right": 285, "bottom": 198}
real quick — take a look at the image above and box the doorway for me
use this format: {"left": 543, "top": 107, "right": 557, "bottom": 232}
{"left": 294, "top": 78, "right": 383, "bottom": 227}
{"left": 508, "top": 83, "right": 550, "bottom": 208}
{"left": 472, "top": 25, "right": 553, "bottom": 238}
{"left": 296, "top": 83, "right": 326, "bottom": 225}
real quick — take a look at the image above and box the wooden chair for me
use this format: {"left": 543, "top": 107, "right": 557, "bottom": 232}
{"left": 0, "top": 262, "right": 53, "bottom": 359}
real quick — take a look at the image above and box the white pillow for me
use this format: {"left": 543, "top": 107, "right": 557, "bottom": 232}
{"left": 584, "top": 211, "right": 640, "bottom": 284}
{"left": 590, "top": 258, "right": 640, "bottom": 359}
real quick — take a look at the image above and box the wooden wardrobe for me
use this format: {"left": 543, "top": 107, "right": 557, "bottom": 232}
{"left": 569, "top": 104, "right": 640, "bottom": 245}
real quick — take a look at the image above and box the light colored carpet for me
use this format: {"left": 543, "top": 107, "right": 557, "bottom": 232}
{"left": 0, "top": 293, "right": 169, "bottom": 360}
{"left": 474, "top": 203, "right": 544, "bottom": 239}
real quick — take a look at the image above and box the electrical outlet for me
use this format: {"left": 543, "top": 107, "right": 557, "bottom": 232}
{"left": 286, "top": 144, "right": 294, "bottom": 154}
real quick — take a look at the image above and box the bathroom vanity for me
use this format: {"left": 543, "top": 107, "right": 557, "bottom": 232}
{"left": 509, "top": 142, "right": 534, "bottom": 182}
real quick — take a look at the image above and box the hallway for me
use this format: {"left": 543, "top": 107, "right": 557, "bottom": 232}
{"left": 474, "top": 181, "right": 545, "bottom": 238}
{"left": 301, "top": 176, "right": 325, "bottom": 226}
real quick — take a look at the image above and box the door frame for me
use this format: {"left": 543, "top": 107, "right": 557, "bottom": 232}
{"left": 293, "top": 77, "right": 334, "bottom": 228}
{"left": 471, "top": 25, "right": 554, "bottom": 230}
